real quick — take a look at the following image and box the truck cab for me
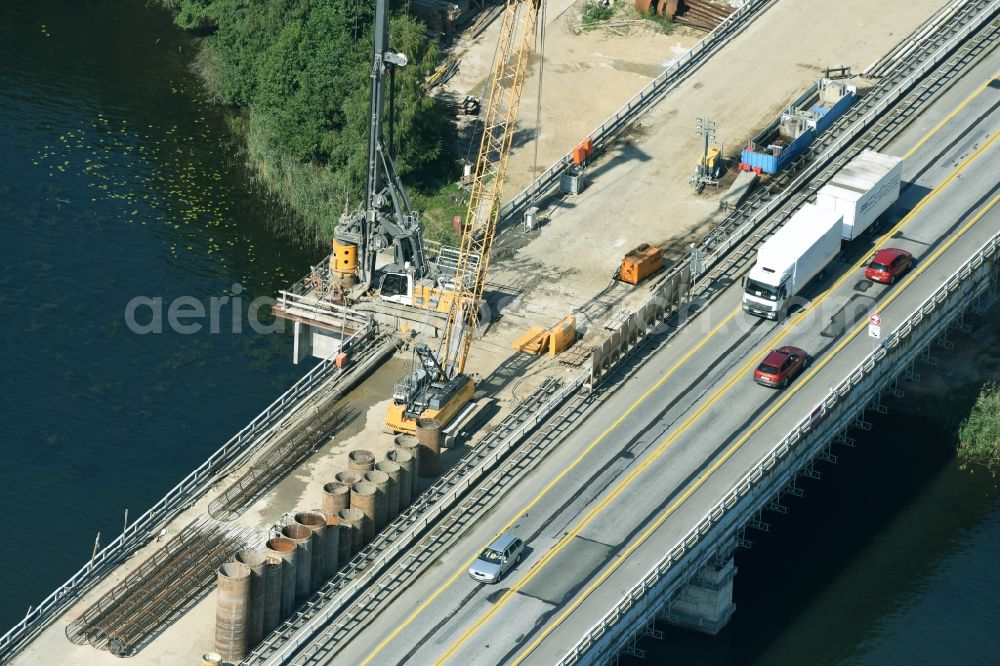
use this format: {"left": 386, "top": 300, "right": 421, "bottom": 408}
{"left": 742, "top": 268, "right": 787, "bottom": 319}
{"left": 378, "top": 271, "right": 414, "bottom": 306}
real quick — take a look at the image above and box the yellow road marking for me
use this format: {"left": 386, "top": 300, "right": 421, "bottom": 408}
{"left": 511, "top": 189, "right": 1000, "bottom": 665}
{"left": 902, "top": 70, "right": 999, "bottom": 159}
{"left": 436, "top": 132, "right": 999, "bottom": 664}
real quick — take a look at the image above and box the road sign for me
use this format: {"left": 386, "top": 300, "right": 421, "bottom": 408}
{"left": 868, "top": 312, "right": 881, "bottom": 339}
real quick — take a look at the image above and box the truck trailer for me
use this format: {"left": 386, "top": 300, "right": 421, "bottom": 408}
{"left": 815, "top": 149, "right": 903, "bottom": 240}
{"left": 742, "top": 204, "right": 843, "bottom": 319}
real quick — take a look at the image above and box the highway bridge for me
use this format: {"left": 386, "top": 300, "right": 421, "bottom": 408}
{"left": 3, "top": 1, "right": 998, "bottom": 664}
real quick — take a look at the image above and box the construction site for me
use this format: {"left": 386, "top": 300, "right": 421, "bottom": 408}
{"left": 4, "top": 0, "right": 999, "bottom": 664}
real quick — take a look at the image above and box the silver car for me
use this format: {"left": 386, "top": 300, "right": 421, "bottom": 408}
{"left": 468, "top": 532, "right": 524, "bottom": 583}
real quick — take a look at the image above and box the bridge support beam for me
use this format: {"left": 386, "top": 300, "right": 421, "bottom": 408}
{"left": 658, "top": 537, "right": 737, "bottom": 635}
{"left": 293, "top": 320, "right": 313, "bottom": 364}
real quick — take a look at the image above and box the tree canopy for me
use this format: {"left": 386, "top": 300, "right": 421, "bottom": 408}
{"left": 162, "top": 0, "right": 454, "bottom": 238}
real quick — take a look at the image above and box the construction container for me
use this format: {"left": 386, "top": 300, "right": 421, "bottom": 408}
{"left": 234, "top": 549, "right": 266, "bottom": 649}
{"left": 202, "top": 653, "right": 223, "bottom": 666}
{"left": 261, "top": 556, "right": 282, "bottom": 636}
{"left": 364, "top": 470, "right": 390, "bottom": 531}
{"left": 815, "top": 149, "right": 903, "bottom": 240}
{"left": 281, "top": 524, "right": 313, "bottom": 604}
{"left": 350, "top": 481, "right": 377, "bottom": 544}
{"left": 294, "top": 511, "right": 327, "bottom": 592}
{"left": 348, "top": 449, "right": 375, "bottom": 473}
{"left": 215, "top": 562, "right": 250, "bottom": 662}
{"left": 338, "top": 507, "right": 365, "bottom": 556}
{"left": 324, "top": 517, "right": 340, "bottom": 578}
{"left": 560, "top": 165, "right": 586, "bottom": 195}
{"left": 264, "top": 537, "right": 297, "bottom": 620}
{"left": 376, "top": 460, "right": 401, "bottom": 520}
{"left": 322, "top": 481, "right": 351, "bottom": 519}
{"left": 387, "top": 449, "right": 414, "bottom": 507}
{"left": 415, "top": 418, "right": 442, "bottom": 478}
{"left": 619, "top": 244, "right": 664, "bottom": 285}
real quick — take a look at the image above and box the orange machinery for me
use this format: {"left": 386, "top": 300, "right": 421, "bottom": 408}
{"left": 619, "top": 243, "right": 664, "bottom": 285}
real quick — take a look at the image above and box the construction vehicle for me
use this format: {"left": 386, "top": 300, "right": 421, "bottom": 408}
{"left": 618, "top": 243, "right": 664, "bottom": 285}
{"left": 386, "top": 0, "right": 543, "bottom": 434}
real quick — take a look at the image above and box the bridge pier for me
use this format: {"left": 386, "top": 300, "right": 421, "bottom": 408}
{"left": 658, "top": 536, "right": 737, "bottom": 635}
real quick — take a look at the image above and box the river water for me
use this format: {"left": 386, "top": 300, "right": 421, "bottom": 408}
{"left": 0, "top": 0, "right": 315, "bottom": 632}
{"left": 2, "top": 0, "right": 998, "bottom": 660}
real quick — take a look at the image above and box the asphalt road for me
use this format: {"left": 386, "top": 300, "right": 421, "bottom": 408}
{"left": 318, "top": 52, "right": 1000, "bottom": 666}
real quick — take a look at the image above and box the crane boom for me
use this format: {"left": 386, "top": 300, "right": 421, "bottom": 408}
{"left": 439, "top": 0, "right": 541, "bottom": 378}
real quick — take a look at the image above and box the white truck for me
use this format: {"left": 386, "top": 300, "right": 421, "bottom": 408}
{"left": 742, "top": 204, "right": 843, "bottom": 320}
{"left": 815, "top": 149, "right": 903, "bottom": 240}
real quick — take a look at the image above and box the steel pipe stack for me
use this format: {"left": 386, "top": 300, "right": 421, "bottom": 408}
{"left": 261, "top": 555, "right": 282, "bottom": 635}
{"left": 339, "top": 507, "right": 365, "bottom": 556}
{"left": 393, "top": 434, "right": 420, "bottom": 482}
{"left": 215, "top": 561, "right": 250, "bottom": 662}
{"left": 322, "top": 481, "right": 351, "bottom": 519}
{"left": 281, "top": 523, "right": 313, "bottom": 604}
{"left": 348, "top": 449, "right": 375, "bottom": 473}
{"left": 234, "top": 549, "right": 266, "bottom": 649}
{"left": 376, "top": 459, "right": 401, "bottom": 520}
{"left": 294, "top": 511, "right": 327, "bottom": 592}
{"left": 415, "top": 417, "right": 442, "bottom": 477}
{"left": 350, "top": 481, "right": 377, "bottom": 544}
{"left": 324, "top": 517, "right": 340, "bottom": 578}
{"left": 364, "top": 470, "right": 389, "bottom": 531}
{"left": 264, "top": 537, "right": 297, "bottom": 620}
{"left": 387, "top": 448, "right": 414, "bottom": 508}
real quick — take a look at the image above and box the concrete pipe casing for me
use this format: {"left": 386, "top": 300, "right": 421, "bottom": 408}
{"left": 386, "top": 448, "right": 414, "bottom": 508}
{"left": 324, "top": 517, "right": 340, "bottom": 578}
{"left": 335, "top": 470, "right": 362, "bottom": 486}
{"left": 294, "top": 511, "right": 327, "bottom": 591}
{"left": 393, "top": 434, "right": 420, "bottom": 482}
{"left": 281, "top": 523, "right": 313, "bottom": 605}
{"left": 264, "top": 537, "right": 297, "bottom": 620}
{"left": 322, "top": 481, "right": 350, "bottom": 519}
{"left": 375, "top": 459, "right": 401, "bottom": 521}
{"left": 347, "top": 449, "right": 375, "bottom": 473}
{"left": 350, "top": 481, "right": 377, "bottom": 544}
{"left": 338, "top": 507, "right": 365, "bottom": 556}
{"left": 363, "top": 470, "right": 389, "bottom": 532}
{"left": 215, "top": 561, "right": 250, "bottom": 663}
{"left": 415, "top": 418, "right": 442, "bottom": 478}
{"left": 261, "top": 555, "right": 282, "bottom": 636}
{"left": 234, "top": 549, "right": 266, "bottom": 649}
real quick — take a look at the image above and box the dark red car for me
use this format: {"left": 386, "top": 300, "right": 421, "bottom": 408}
{"left": 865, "top": 248, "right": 913, "bottom": 284}
{"left": 754, "top": 346, "right": 808, "bottom": 389}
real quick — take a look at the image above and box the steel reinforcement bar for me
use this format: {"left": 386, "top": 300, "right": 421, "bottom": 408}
{"left": 498, "top": 0, "right": 777, "bottom": 227}
{"left": 0, "top": 321, "right": 378, "bottom": 662}
{"left": 559, "top": 226, "right": 1000, "bottom": 665}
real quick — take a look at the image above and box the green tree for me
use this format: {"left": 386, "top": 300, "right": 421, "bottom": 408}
{"left": 958, "top": 382, "right": 1000, "bottom": 473}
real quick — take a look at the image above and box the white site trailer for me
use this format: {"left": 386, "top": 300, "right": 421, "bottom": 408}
{"left": 816, "top": 149, "right": 903, "bottom": 240}
{"left": 742, "top": 203, "right": 843, "bottom": 320}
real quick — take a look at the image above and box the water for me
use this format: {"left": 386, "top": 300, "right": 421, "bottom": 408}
{"left": 2, "top": 1, "right": 998, "bottom": 661}
{"left": 0, "top": 1, "right": 316, "bottom": 631}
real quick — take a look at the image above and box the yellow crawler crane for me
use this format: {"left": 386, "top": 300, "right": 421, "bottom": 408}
{"left": 387, "top": 0, "right": 543, "bottom": 434}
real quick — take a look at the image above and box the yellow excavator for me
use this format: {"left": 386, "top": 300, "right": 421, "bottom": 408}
{"left": 386, "top": 0, "right": 543, "bottom": 433}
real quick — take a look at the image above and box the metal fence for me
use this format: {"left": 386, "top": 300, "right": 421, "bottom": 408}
{"left": 0, "top": 321, "right": 375, "bottom": 661}
{"left": 559, "top": 227, "right": 1000, "bottom": 665}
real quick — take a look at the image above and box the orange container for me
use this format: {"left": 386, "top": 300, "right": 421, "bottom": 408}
{"left": 619, "top": 244, "right": 664, "bottom": 285}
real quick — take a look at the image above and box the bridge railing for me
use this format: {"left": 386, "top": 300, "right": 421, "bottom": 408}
{"left": 0, "top": 321, "right": 376, "bottom": 661}
{"left": 560, "top": 228, "right": 1000, "bottom": 665}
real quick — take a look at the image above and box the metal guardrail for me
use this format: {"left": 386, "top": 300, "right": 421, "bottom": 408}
{"left": 559, "top": 227, "right": 1000, "bottom": 664}
{"left": 245, "top": 374, "right": 585, "bottom": 664}
{"left": 499, "top": 0, "right": 776, "bottom": 227}
{"left": 0, "top": 321, "right": 377, "bottom": 661}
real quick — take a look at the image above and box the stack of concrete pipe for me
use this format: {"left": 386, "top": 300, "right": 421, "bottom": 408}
{"left": 294, "top": 511, "right": 327, "bottom": 591}
{"left": 281, "top": 523, "right": 312, "bottom": 604}
{"left": 376, "top": 459, "right": 401, "bottom": 520}
{"left": 234, "top": 550, "right": 266, "bottom": 649}
{"left": 215, "top": 561, "right": 250, "bottom": 662}
{"left": 415, "top": 418, "right": 442, "bottom": 477}
{"left": 264, "top": 537, "right": 296, "bottom": 620}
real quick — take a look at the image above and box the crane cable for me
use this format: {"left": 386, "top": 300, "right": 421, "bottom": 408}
{"left": 531, "top": 0, "right": 546, "bottom": 200}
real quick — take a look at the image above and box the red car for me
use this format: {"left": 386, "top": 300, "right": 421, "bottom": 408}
{"left": 865, "top": 248, "right": 913, "bottom": 284}
{"left": 754, "top": 346, "right": 808, "bottom": 389}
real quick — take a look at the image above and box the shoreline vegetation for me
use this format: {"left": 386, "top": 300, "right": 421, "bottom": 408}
{"left": 958, "top": 383, "right": 1000, "bottom": 474}
{"left": 159, "top": 0, "right": 464, "bottom": 250}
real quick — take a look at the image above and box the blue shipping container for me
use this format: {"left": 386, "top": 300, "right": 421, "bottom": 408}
{"left": 740, "top": 127, "right": 815, "bottom": 175}
{"left": 813, "top": 90, "right": 855, "bottom": 134}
